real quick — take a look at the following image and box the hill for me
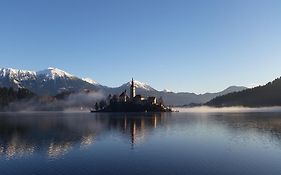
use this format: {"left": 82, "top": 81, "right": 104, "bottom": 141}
{"left": 206, "top": 77, "right": 281, "bottom": 107}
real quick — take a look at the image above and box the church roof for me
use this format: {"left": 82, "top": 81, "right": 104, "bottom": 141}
{"left": 119, "top": 91, "right": 128, "bottom": 97}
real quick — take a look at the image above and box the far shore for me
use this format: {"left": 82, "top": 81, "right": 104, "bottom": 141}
{"left": 1, "top": 106, "right": 281, "bottom": 113}
{"left": 173, "top": 106, "right": 281, "bottom": 113}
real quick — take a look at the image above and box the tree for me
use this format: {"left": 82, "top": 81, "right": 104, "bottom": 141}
{"left": 110, "top": 95, "right": 118, "bottom": 104}
{"left": 17, "top": 88, "right": 34, "bottom": 99}
{"left": 95, "top": 102, "right": 99, "bottom": 111}
{"left": 99, "top": 100, "right": 107, "bottom": 109}
{"left": 0, "top": 87, "right": 35, "bottom": 108}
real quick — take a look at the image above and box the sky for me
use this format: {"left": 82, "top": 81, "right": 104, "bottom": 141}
{"left": 0, "top": 0, "right": 281, "bottom": 93}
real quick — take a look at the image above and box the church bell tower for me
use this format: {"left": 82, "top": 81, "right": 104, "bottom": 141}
{"left": 130, "top": 78, "right": 136, "bottom": 98}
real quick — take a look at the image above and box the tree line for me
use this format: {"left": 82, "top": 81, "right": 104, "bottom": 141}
{"left": 0, "top": 87, "right": 35, "bottom": 107}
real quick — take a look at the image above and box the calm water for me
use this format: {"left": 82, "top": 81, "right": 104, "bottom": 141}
{"left": 0, "top": 112, "right": 281, "bottom": 175}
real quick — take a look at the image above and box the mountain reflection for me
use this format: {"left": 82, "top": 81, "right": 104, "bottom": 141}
{"left": 0, "top": 112, "right": 166, "bottom": 159}
{"left": 0, "top": 112, "right": 281, "bottom": 159}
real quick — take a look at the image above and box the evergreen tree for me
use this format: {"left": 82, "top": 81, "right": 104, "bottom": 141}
{"left": 0, "top": 87, "right": 35, "bottom": 107}
{"left": 95, "top": 102, "right": 99, "bottom": 111}
{"left": 99, "top": 100, "right": 107, "bottom": 109}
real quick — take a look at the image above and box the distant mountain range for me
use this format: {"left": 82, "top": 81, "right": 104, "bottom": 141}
{"left": 0, "top": 67, "right": 247, "bottom": 106}
{"left": 206, "top": 77, "right": 281, "bottom": 107}
{"left": 104, "top": 82, "right": 247, "bottom": 106}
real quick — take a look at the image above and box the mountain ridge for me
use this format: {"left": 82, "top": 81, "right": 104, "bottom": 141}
{"left": 0, "top": 67, "right": 247, "bottom": 105}
{"left": 206, "top": 77, "right": 281, "bottom": 107}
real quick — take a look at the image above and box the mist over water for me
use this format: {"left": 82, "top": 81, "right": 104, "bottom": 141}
{"left": 6, "top": 91, "right": 105, "bottom": 112}
{"left": 174, "top": 106, "right": 281, "bottom": 113}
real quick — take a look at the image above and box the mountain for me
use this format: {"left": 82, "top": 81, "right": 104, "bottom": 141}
{"left": 102, "top": 80, "right": 157, "bottom": 95}
{"left": 0, "top": 67, "right": 247, "bottom": 105}
{"left": 36, "top": 67, "right": 75, "bottom": 79}
{"left": 206, "top": 77, "right": 281, "bottom": 107}
{"left": 82, "top": 78, "right": 98, "bottom": 85}
{"left": 139, "top": 85, "right": 247, "bottom": 106}
{"left": 0, "top": 67, "right": 100, "bottom": 95}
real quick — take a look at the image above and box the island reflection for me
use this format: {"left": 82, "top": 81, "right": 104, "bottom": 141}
{"left": 0, "top": 112, "right": 281, "bottom": 159}
{"left": 0, "top": 112, "right": 167, "bottom": 159}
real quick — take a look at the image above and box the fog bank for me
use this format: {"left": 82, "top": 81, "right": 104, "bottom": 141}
{"left": 174, "top": 106, "right": 281, "bottom": 113}
{"left": 5, "top": 91, "right": 105, "bottom": 112}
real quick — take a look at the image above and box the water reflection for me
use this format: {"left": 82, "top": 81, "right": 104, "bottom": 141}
{"left": 103, "top": 113, "right": 166, "bottom": 147}
{"left": 0, "top": 112, "right": 281, "bottom": 160}
{"left": 0, "top": 112, "right": 167, "bottom": 159}
{"left": 210, "top": 113, "right": 281, "bottom": 146}
{"left": 0, "top": 113, "right": 101, "bottom": 159}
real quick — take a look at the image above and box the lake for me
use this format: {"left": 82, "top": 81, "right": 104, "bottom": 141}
{"left": 0, "top": 111, "right": 281, "bottom": 175}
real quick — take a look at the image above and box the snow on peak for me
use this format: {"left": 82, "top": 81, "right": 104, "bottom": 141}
{"left": 36, "top": 67, "right": 74, "bottom": 79}
{"left": 163, "top": 89, "right": 172, "bottom": 93}
{"left": 125, "top": 80, "right": 154, "bottom": 91}
{"left": 82, "top": 77, "right": 98, "bottom": 85}
{"left": 0, "top": 68, "right": 36, "bottom": 80}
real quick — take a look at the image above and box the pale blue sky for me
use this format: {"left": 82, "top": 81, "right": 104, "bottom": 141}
{"left": 0, "top": 0, "right": 280, "bottom": 93}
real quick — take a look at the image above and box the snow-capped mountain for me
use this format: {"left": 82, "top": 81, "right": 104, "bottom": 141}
{"left": 0, "top": 67, "right": 75, "bottom": 82}
{"left": 121, "top": 80, "right": 155, "bottom": 91}
{"left": 0, "top": 68, "right": 36, "bottom": 89}
{"left": 82, "top": 78, "right": 98, "bottom": 85}
{"left": 0, "top": 67, "right": 100, "bottom": 95}
{"left": 37, "top": 67, "right": 75, "bottom": 79}
{"left": 0, "top": 67, "right": 247, "bottom": 105}
{"left": 0, "top": 68, "right": 36, "bottom": 81}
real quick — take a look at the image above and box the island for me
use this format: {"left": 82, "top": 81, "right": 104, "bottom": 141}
{"left": 92, "top": 79, "right": 172, "bottom": 112}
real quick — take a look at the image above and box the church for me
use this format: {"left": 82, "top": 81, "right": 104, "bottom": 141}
{"left": 94, "top": 78, "right": 171, "bottom": 112}
{"left": 119, "top": 78, "right": 157, "bottom": 105}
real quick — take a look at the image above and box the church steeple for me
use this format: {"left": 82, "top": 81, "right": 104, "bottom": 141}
{"left": 130, "top": 78, "right": 136, "bottom": 98}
